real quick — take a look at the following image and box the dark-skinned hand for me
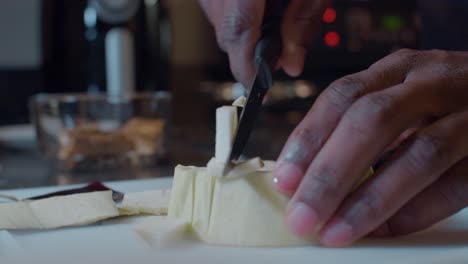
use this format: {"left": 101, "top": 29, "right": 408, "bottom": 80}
{"left": 199, "top": 0, "right": 468, "bottom": 247}
{"left": 274, "top": 49, "right": 468, "bottom": 246}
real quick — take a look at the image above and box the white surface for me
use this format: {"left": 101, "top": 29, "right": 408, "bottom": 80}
{"left": 215, "top": 106, "right": 238, "bottom": 163}
{"left": 0, "top": 231, "right": 23, "bottom": 255}
{"left": 0, "top": 124, "right": 34, "bottom": 142}
{"left": 0, "top": 178, "right": 467, "bottom": 264}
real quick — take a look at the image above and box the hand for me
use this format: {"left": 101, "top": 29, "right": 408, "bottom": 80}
{"left": 273, "top": 49, "right": 468, "bottom": 247}
{"left": 198, "top": 0, "right": 330, "bottom": 87}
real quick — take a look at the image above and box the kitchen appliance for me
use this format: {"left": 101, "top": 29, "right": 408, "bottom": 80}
{"left": 303, "top": 0, "right": 422, "bottom": 84}
{"left": 83, "top": 0, "right": 171, "bottom": 95}
{"left": 0, "top": 0, "right": 171, "bottom": 125}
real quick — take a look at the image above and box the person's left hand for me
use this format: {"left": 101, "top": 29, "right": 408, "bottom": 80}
{"left": 272, "top": 49, "right": 468, "bottom": 247}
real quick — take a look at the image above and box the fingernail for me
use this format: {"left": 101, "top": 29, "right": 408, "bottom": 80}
{"left": 273, "top": 162, "right": 303, "bottom": 194}
{"left": 320, "top": 221, "right": 353, "bottom": 247}
{"left": 286, "top": 202, "right": 319, "bottom": 237}
{"left": 282, "top": 42, "right": 305, "bottom": 77}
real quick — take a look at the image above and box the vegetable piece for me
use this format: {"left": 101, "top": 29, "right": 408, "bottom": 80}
{"left": 168, "top": 166, "right": 196, "bottom": 223}
{"left": 169, "top": 162, "right": 316, "bottom": 247}
{"left": 134, "top": 216, "right": 189, "bottom": 248}
{"left": 215, "top": 106, "right": 238, "bottom": 163}
{"left": 0, "top": 191, "right": 119, "bottom": 230}
{"left": 0, "top": 202, "right": 38, "bottom": 229}
{"left": 167, "top": 99, "right": 375, "bottom": 246}
{"left": 119, "top": 189, "right": 171, "bottom": 215}
{"left": 168, "top": 100, "right": 314, "bottom": 246}
{"left": 167, "top": 98, "right": 374, "bottom": 246}
{"left": 232, "top": 96, "right": 247, "bottom": 107}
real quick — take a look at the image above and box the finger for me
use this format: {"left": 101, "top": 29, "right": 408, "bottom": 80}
{"left": 279, "top": 0, "right": 330, "bottom": 76}
{"left": 319, "top": 111, "right": 468, "bottom": 247}
{"left": 284, "top": 49, "right": 468, "bottom": 238}
{"left": 217, "top": 0, "right": 265, "bottom": 86}
{"left": 198, "top": 0, "right": 223, "bottom": 26}
{"left": 286, "top": 62, "right": 468, "bottom": 238}
{"left": 384, "top": 118, "right": 434, "bottom": 153}
{"left": 273, "top": 49, "right": 414, "bottom": 195}
{"left": 285, "top": 79, "right": 437, "bottom": 238}
{"left": 371, "top": 157, "right": 468, "bottom": 237}
{"left": 198, "top": 0, "right": 263, "bottom": 86}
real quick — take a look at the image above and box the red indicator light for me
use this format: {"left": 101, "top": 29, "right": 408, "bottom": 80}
{"left": 324, "top": 31, "right": 340, "bottom": 47}
{"left": 323, "top": 8, "right": 337, "bottom": 23}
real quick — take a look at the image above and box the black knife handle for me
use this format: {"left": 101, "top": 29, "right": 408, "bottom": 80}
{"left": 254, "top": 0, "right": 288, "bottom": 70}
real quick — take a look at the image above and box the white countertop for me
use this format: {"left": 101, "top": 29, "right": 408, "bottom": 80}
{"left": 1, "top": 178, "right": 467, "bottom": 264}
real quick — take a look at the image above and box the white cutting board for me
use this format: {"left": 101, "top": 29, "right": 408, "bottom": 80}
{"left": 1, "top": 178, "right": 467, "bottom": 264}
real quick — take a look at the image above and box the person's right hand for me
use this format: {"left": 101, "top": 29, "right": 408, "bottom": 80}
{"left": 199, "top": 0, "right": 330, "bottom": 87}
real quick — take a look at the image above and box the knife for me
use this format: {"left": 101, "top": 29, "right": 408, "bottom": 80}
{"left": 223, "top": 0, "right": 288, "bottom": 175}
{"left": 25, "top": 181, "right": 125, "bottom": 203}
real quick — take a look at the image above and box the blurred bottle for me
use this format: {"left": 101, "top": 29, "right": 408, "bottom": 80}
{"left": 83, "top": 0, "right": 171, "bottom": 95}
{"left": 41, "top": 0, "right": 171, "bottom": 95}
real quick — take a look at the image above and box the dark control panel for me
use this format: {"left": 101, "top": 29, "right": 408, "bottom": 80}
{"left": 304, "top": 0, "right": 420, "bottom": 78}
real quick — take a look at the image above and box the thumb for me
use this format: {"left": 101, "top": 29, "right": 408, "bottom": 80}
{"left": 280, "top": 0, "right": 331, "bottom": 76}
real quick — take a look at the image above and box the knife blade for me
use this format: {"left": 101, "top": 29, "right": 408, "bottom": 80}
{"left": 25, "top": 181, "right": 124, "bottom": 203}
{"left": 223, "top": 1, "right": 287, "bottom": 175}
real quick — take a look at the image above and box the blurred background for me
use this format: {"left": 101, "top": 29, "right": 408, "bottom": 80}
{"left": 0, "top": 0, "right": 466, "bottom": 189}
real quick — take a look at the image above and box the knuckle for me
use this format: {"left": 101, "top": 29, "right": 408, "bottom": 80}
{"left": 408, "top": 50, "right": 468, "bottom": 95}
{"left": 284, "top": 127, "right": 322, "bottom": 163}
{"left": 427, "top": 50, "right": 463, "bottom": 79}
{"left": 434, "top": 63, "right": 457, "bottom": 78}
{"left": 391, "top": 48, "right": 422, "bottom": 70}
{"left": 369, "top": 48, "right": 419, "bottom": 77}
{"left": 439, "top": 167, "right": 468, "bottom": 208}
{"left": 414, "top": 132, "right": 448, "bottom": 161}
{"left": 439, "top": 177, "right": 468, "bottom": 209}
{"left": 421, "top": 50, "right": 453, "bottom": 73}
{"left": 299, "top": 165, "right": 340, "bottom": 205}
{"left": 407, "top": 132, "right": 449, "bottom": 173}
{"left": 394, "top": 48, "right": 416, "bottom": 56}
{"left": 322, "top": 74, "right": 368, "bottom": 107}
{"left": 349, "top": 93, "right": 397, "bottom": 129}
{"left": 314, "top": 165, "right": 340, "bottom": 194}
{"left": 218, "top": 10, "right": 254, "bottom": 49}
{"left": 355, "top": 192, "right": 386, "bottom": 221}
{"left": 427, "top": 49, "right": 450, "bottom": 58}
